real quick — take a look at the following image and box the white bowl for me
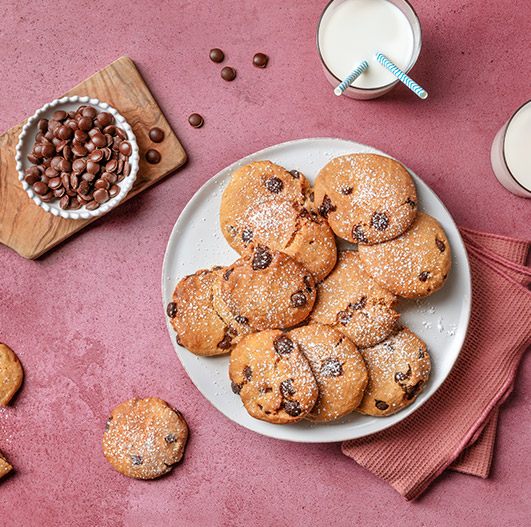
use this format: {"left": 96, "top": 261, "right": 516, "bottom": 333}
{"left": 15, "top": 96, "right": 139, "bottom": 220}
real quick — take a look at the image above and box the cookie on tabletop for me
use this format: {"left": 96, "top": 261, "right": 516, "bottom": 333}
{"left": 0, "top": 343, "right": 24, "bottom": 406}
{"left": 0, "top": 452, "right": 13, "bottom": 480}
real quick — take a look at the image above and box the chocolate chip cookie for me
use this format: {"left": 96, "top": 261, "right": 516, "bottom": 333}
{"left": 0, "top": 343, "right": 23, "bottom": 406}
{"left": 313, "top": 153, "right": 417, "bottom": 245}
{"left": 103, "top": 397, "right": 188, "bottom": 480}
{"left": 220, "top": 161, "right": 311, "bottom": 253}
{"left": 240, "top": 198, "right": 337, "bottom": 282}
{"left": 0, "top": 451, "right": 13, "bottom": 479}
{"left": 289, "top": 324, "right": 368, "bottom": 422}
{"left": 229, "top": 330, "right": 318, "bottom": 424}
{"left": 219, "top": 246, "right": 316, "bottom": 331}
{"left": 356, "top": 327, "right": 431, "bottom": 416}
{"left": 310, "top": 251, "right": 400, "bottom": 348}
{"left": 167, "top": 267, "right": 248, "bottom": 356}
{"left": 358, "top": 212, "right": 451, "bottom": 298}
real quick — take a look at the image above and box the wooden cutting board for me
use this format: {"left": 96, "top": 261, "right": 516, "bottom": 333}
{"left": 0, "top": 56, "right": 187, "bottom": 259}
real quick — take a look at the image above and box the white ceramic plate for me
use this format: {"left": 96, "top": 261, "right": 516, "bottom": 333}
{"left": 162, "top": 138, "right": 471, "bottom": 443}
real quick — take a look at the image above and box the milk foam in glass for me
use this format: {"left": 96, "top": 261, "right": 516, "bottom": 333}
{"left": 317, "top": 0, "right": 421, "bottom": 99}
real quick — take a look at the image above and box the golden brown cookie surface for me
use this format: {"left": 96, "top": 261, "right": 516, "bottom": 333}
{"left": 219, "top": 246, "right": 316, "bottom": 331}
{"left": 356, "top": 327, "right": 431, "bottom": 416}
{"left": 0, "top": 343, "right": 23, "bottom": 406}
{"left": 102, "top": 398, "right": 188, "bottom": 480}
{"left": 167, "top": 267, "right": 246, "bottom": 356}
{"left": 358, "top": 212, "right": 451, "bottom": 298}
{"left": 0, "top": 451, "right": 13, "bottom": 479}
{"left": 314, "top": 153, "right": 417, "bottom": 245}
{"left": 229, "top": 330, "right": 318, "bottom": 424}
{"left": 240, "top": 199, "right": 337, "bottom": 282}
{"left": 289, "top": 324, "right": 368, "bottom": 422}
{"left": 220, "top": 161, "right": 311, "bottom": 253}
{"left": 310, "top": 251, "right": 399, "bottom": 348}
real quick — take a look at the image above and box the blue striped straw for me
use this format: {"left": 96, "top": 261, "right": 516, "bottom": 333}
{"left": 375, "top": 53, "right": 428, "bottom": 99}
{"left": 334, "top": 61, "right": 369, "bottom": 96}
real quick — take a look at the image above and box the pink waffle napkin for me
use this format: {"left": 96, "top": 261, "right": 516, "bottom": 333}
{"left": 342, "top": 227, "right": 531, "bottom": 500}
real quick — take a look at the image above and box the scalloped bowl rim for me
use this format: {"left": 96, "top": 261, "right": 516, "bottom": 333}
{"left": 15, "top": 95, "right": 139, "bottom": 220}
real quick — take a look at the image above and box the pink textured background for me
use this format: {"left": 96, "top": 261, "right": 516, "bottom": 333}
{"left": 0, "top": 1, "right": 530, "bottom": 525}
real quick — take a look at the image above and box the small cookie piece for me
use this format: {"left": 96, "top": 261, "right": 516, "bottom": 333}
{"left": 103, "top": 398, "right": 188, "bottom": 480}
{"left": 310, "top": 251, "right": 399, "bottom": 348}
{"left": 289, "top": 324, "right": 368, "bottom": 422}
{"left": 358, "top": 212, "right": 451, "bottom": 298}
{"left": 356, "top": 327, "right": 430, "bottom": 416}
{"left": 240, "top": 198, "right": 337, "bottom": 282}
{"left": 168, "top": 267, "right": 246, "bottom": 356}
{"left": 229, "top": 330, "right": 318, "bottom": 424}
{"left": 220, "top": 161, "right": 311, "bottom": 254}
{"left": 0, "top": 451, "right": 13, "bottom": 479}
{"left": 313, "top": 153, "right": 417, "bottom": 245}
{"left": 219, "top": 246, "right": 316, "bottom": 331}
{"left": 0, "top": 343, "right": 24, "bottom": 406}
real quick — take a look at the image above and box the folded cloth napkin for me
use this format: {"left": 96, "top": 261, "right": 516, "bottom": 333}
{"left": 342, "top": 227, "right": 531, "bottom": 500}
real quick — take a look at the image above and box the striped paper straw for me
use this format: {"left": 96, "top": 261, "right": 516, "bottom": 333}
{"left": 375, "top": 53, "right": 428, "bottom": 99}
{"left": 334, "top": 61, "right": 369, "bottom": 96}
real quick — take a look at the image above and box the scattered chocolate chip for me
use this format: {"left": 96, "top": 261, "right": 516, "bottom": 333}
{"left": 436, "top": 239, "right": 446, "bottom": 252}
{"left": 338, "top": 310, "right": 352, "bottom": 325}
{"left": 289, "top": 169, "right": 301, "bottom": 179}
{"left": 321, "top": 357, "right": 343, "bottom": 377}
{"left": 282, "top": 399, "right": 301, "bottom": 417}
{"left": 130, "top": 454, "right": 143, "bottom": 465}
{"left": 221, "top": 66, "right": 236, "bottom": 81}
{"left": 265, "top": 176, "right": 283, "bottom": 193}
{"left": 406, "top": 197, "right": 416, "bottom": 208}
{"left": 252, "top": 246, "right": 273, "bottom": 270}
{"left": 241, "top": 227, "right": 253, "bottom": 245}
{"left": 149, "top": 127, "right": 165, "bottom": 142}
{"left": 235, "top": 315, "right": 248, "bottom": 325}
{"left": 231, "top": 381, "right": 242, "bottom": 394}
{"left": 350, "top": 296, "right": 367, "bottom": 310}
{"left": 166, "top": 302, "right": 177, "bottom": 318}
{"left": 351, "top": 225, "right": 368, "bottom": 243}
{"left": 303, "top": 276, "right": 313, "bottom": 294}
{"left": 291, "top": 291, "right": 307, "bottom": 308}
{"left": 318, "top": 195, "right": 336, "bottom": 218}
{"left": 165, "top": 433, "right": 176, "bottom": 444}
{"left": 209, "top": 48, "right": 225, "bottom": 63}
{"left": 217, "top": 335, "right": 232, "bottom": 349}
{"left": 146, "top": 149, "right": 161, "bottom": 164}
{"left": 243, "top": 366, "right": 252, "bottom": 381}
{"left": 394, "top": 365, "right": 412, "bottom": 383}
{"left": 223, "top": 268, "right": 234, "bottom": 281}
{"left": 280, "top": 379, "right": 295, "bottom": 397}
{"left": 274, "top": 335, "right": 294, "bottom": 355}
{"left": 371, "top": 211, "right": 389, "bottom": 231}
{"left": 252, "top": 52, "right": 269, "bottom": 68}
{"left": 105, "top": 416, "right": 113, "bottom": 432}
{"left": 375, "top": 400, "right": 389, "bottom": 411}
{"left": 419, "top": 271, "right": 430, "bottom": 282}
{"left": 404, "top": 381, "right": 423, "bottom": 400}
{"left": 188, "top": 113, "right": 204, "bottom": 128}
{"left": 340, "top": 187, "right": 353, "bottom": 195}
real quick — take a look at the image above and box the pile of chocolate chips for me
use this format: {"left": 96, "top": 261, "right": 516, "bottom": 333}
{"left": 24, "top": 106, "right": 132, "bottom": 211}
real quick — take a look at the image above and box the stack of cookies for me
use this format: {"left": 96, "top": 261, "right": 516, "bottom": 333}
{"left": 167, "top": 153, "right": 451, "bottom": 424}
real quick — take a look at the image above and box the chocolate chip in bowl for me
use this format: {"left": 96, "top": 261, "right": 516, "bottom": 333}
{"left": 16, "top": 96, "right": 139, "bottom": 220}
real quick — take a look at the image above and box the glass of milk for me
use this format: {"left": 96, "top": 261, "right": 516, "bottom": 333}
{"left": 317, "top": 0, "right": 422, "bottom": 99}
{"left": 490, "top": 101, "right": 531, "bottom": 198}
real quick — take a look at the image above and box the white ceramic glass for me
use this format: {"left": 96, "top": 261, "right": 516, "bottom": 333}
{"left": 490, "top": 100, "right": 531, "bottom": 198}
{"left": 317, "top": 0, "right": 422, "bottom": 99}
